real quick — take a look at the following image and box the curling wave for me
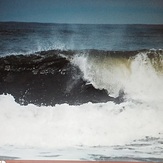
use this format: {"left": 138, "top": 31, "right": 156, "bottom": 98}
{"left": 0, "top": 49, "right": 162, "bottom": 106}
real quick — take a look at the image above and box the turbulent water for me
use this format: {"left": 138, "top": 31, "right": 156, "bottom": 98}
{"left": 0, "top": 22, "right": 163, "bottom": 161}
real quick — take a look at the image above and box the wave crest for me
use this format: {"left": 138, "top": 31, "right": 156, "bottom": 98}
{"left": 72, "top": 49, "right": 163, "bottom": 100}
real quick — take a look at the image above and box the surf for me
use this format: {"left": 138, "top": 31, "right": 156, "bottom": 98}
{"left": 0, "top": 22, "right": 163, "bottom": 161}
{"left": 0, "top": 93, "right": 163, "bottom": 148}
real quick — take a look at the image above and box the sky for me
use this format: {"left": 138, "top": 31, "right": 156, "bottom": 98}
{"left": 0, "top": 0, "right": 163, "bottom": 24}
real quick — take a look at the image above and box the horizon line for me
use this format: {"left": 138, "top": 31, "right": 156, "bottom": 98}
{"left": 0, "top": 21, "right": 163, "bottom": 25}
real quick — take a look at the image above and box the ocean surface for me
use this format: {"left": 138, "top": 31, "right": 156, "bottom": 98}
{"left": 0, "top": 22, "right": 163, "bottom": 161}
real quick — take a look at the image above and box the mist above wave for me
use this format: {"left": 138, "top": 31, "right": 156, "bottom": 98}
{"left": 1, "top": 22, "right": 163, "bottom": 56}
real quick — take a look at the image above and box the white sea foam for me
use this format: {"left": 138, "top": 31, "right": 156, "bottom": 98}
{"left": 0, "top": 94, "right": 163, "bottom": 149}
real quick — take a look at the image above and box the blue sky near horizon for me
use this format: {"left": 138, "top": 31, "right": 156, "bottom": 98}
{"left": 0, "top": 0, "right": 163, "bottom": 24}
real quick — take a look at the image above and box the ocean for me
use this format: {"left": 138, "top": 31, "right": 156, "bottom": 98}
{"left": 0, "top": 22, "right": 163, "bottom": 161}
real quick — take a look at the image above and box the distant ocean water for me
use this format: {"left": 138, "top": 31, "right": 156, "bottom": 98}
{"left": 0, "top": 22, "right": 163, "bottom": 55}
{"left": 0, "top": 22, "right": 163, "bottom": 161}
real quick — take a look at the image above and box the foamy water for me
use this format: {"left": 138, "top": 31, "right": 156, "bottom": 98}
{"left": 0, "top": 94, "right": 163, "bottom": 160}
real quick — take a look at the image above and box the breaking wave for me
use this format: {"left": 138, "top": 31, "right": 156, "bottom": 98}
{"left": 0, "top": 49, "right": 163, "bottom": 160}
{"left": 0, "top": 49, "right": 163, "bottom": 105}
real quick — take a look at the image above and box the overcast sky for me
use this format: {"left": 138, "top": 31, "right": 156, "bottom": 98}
{"left": 0, "top": 0, "right": 163, "bottom": 24}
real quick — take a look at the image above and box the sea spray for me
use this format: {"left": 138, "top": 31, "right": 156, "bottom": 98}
{"left": 72, "top": 50, "right": 163, "bottom": 100}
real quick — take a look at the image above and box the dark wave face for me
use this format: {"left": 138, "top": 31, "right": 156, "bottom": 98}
{"left": 0, "top": 49, "right": 162, "bottom": 106}
{"left": 0, "top": 50, "right": 122, "bottom": 106}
